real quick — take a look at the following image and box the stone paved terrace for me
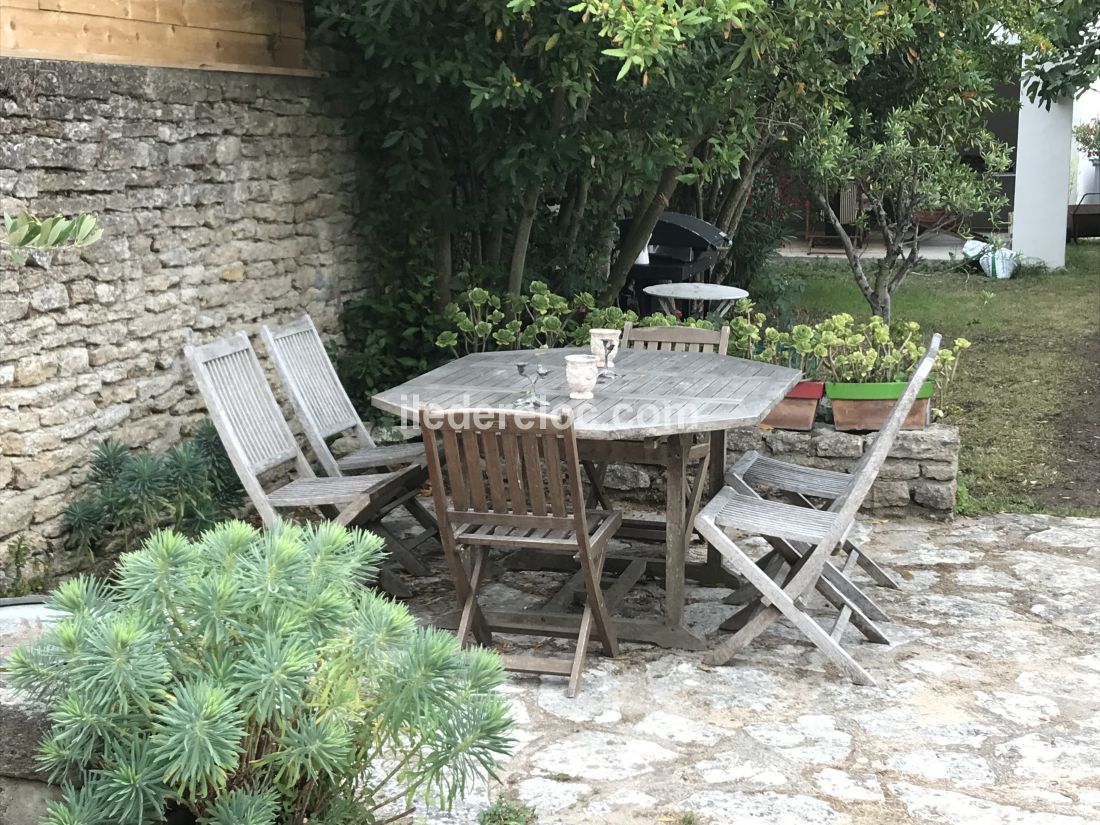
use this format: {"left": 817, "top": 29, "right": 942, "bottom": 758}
{"left": 402, "top": 512, "right": 1100, "bottom": 825}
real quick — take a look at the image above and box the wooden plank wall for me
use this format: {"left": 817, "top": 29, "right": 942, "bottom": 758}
{"left": 0, "top": 0, "right": 311, "bottom": 75}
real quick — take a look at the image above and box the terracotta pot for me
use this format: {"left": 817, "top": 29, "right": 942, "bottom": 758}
{"left": 826, "top": 380, "right": 933, "bottom": 431}
{"left": 762, "top": 380, "right": 824, "bottom": 431}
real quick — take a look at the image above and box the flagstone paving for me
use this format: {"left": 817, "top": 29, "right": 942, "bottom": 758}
{"left": 401, "top": 512, "right": 1100, "bottom": 825}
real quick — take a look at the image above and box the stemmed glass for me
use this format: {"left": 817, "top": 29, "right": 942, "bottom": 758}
{"left": 514, "top": 361, "right": 549, "bottom": 407}
{"left": 598, "top": 337, "right": 618, "bottom": 382}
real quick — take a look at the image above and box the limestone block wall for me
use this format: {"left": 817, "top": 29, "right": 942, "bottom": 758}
{"left": 0, "top": 58, "right": 369, "bottom": 585}
{"left": 603, "top": 424, "right": 961, "bottom": 517}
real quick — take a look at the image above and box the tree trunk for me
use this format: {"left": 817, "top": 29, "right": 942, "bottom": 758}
{"left": 486, "top": 222, "right": 504, "bottom": 268}
{"left": 600, "top": 163, "right": 683, "bottom": 303}
{"left": 507, "top": 185, "right": 540, "bottom": 297}
{"left": 562, "top": 175, "right": 590, "bottom": 263}
{"left": 815, "top": 190, "right": 878, "bottom": 315}
{"left": 425, "top": 137, "right": 453, "bottom": 312}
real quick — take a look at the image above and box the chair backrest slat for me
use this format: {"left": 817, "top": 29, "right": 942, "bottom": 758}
{"left": 421, "top": 408, "right": 585, "bottom": 533}
{"left": 621, "top": 323, "right": 730, "bottom": 354}
{"left": 261, "top": 316, "right": 371, "bottom": 476}
{"left": 185, "top": 333, "right": 302, "bottom": 476}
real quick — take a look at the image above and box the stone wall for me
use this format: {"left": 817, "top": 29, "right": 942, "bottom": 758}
{"left": 0, "top": 58, "right": 369, "bottom": 586}
{"left": 603, "top": 423, "right": 961, "bottom": 516}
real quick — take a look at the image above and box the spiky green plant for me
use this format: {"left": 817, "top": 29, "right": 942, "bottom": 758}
{"left": 9, "top": 521, "right": 513, "bottom": 825}
{"left": 63, "top": 421, "right": 243, "bottom": 558}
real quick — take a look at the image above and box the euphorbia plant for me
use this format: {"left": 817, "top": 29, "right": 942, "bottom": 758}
{"left": 9, "top": 521, "right": 512, "bottom": 825}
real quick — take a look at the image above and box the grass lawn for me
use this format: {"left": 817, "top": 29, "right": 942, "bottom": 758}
{"left": 771, "top": 242, "right": 1100, "bottom": 515}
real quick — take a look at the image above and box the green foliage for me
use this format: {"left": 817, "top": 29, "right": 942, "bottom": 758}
{"left": 811, "top": 314, "right": 969, "bottom": 387}
{"left": 479, "top": 797, "right": 538, "bottom": 825}
{"left": 2, "top": 211, "right": 102, "bottom": 265}
{"left": 1021, "top": 0, "right": 1100, "bottom": 105}
{"left": 9, "top": 521, "right": 513, "bottom": 825}
{"left": 1073, "top": 116, "right": 1100, "bottom": 160}
{"left": 1, "top": 536, "right": 50, "bottom": 598}
{"left": 433, "top": 280, "right": 724, "bottom": 357}
{"left": 63, "top": 422, "right": 242, "bottom": 559}
{"left": 337, "top": 269, "right": 450, "bottom": 419}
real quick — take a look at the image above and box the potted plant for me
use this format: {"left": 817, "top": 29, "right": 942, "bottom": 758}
{"left": 755, "top": 324, "right": 826, "bottom": 430}
{"left": 816, "top": 314, "right": 969, "bottom": 431}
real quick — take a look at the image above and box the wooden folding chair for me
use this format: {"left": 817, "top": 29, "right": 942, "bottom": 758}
{"left": 184, "top": 333, "right": 426, "bottom": 584}
{"left": 621, "top": 322, "right": 731, "bottom": 354}
{"left": 730, "top": 337, "right": 943, "bottom": 592}
{"left": 695, "top": 335, "right": 941, "bottom": 685}
{"left": 421, "top": 407, "right": 622, "bottom": 697}
{"left": 260, "top": 316, "right": 437, "bottom": 574}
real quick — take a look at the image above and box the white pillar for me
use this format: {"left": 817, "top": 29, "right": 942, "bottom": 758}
{"left": 1012, "top": 92, "right": 1073, "bottom": 268}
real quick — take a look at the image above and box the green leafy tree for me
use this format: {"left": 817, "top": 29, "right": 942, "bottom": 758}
{"left": 8, "top": 521, "right": 512, "bottom": 825}
{"left": 789, "top": 0, "right": 1021, "bottom": 321}
{"left": 1021, "top": 0, "right": 1100, "bottom": 106}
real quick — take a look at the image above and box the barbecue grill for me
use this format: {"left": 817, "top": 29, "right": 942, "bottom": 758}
{"left": 617, "top": 211, "right": 729, "bottom": 313}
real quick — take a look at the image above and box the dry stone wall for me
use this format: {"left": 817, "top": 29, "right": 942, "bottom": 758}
{"left": 0, "top": 58, "right": 369, "bottom": 586}
{"left": 603, "top": 423, "right": 961, "bottom": 516}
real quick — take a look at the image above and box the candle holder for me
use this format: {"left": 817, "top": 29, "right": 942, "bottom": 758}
{"left": 589, "top": 328, "right": 621, "bottom": 381}
{"left": 514, "top": 361, "right": 550, "bottom": 407}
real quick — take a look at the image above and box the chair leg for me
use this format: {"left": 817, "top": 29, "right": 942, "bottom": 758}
{"left": 582, "top": 461, "right": 613, "bottom": 509}
{"left": 457, "top": 548, "right": 490, "bottom": 646}
{"left": 568, "top": 606, "right": 596, "bottom": 698}
{"left": 697, "top": 518, "right": 877, "bottom": 686}
{"left": 577, "top": 543, "right": 619, "bottom": 658}
{"left": 843, "top": 539, "right": 901, "bottom": 589}
{"left": 373, "top": 523, "right": 430, "bottom": 577}
{"left": 725, "top": 549, "right": 785, "bottom": 605}
{"left": 403, "top": 496, "right": 440, "bottom": 534}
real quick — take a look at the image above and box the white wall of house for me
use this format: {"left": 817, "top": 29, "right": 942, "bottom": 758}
{"left": 1012, "top": 92, "right": 1073, "bottom": 268}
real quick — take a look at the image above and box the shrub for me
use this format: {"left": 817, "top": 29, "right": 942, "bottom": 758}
{"left": 63, "top": 421, "right": 243, "bottom": 558}
{"left": 480, "top": 797, "right": 538, "bottom": 825}
{"left": 8, "top": 521, "right": 513, "bottom": 825}
{"left": 337, "top": 269, "right": 450, "bottom": 418}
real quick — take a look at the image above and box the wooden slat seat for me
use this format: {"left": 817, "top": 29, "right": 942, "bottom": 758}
{"left": 337, "top": 442, "right": 428, "bottom": 472}
{"left": 266, "top": 472, "right": 408, "bottom": 508}
{"left": 733, "top": 449, "right": 898, "bottom": 589}
{"left": 698, "top": 334, "right": 943, "bottom": 684}
{"left": 455, "top": 510, "right": 622, "bottom": 552}
{"left": 710, "top": 489, "right": 838, "bottom": 545}
{"left": 739, "top": 453, "right": 851, "bottom": 500}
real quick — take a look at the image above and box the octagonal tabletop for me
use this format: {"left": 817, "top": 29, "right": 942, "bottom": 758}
{"left": 372, "top": 347, "right": 800, "bottom": 441}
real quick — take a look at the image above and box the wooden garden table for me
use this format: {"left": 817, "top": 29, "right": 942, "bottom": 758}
{"left": 373, "top": 347, "right": 800, "bottom": 650}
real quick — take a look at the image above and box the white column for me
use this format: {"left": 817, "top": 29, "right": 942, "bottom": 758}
{"left": 1013, "top": 93, "right": 1073, "bottom": 268}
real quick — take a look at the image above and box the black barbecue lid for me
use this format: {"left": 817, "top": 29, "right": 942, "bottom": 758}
{"left": 618, "top": 211, "right": 729, "bottom": 251}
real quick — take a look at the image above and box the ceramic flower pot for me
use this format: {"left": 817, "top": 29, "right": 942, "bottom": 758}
{"left": 762, "top": 380, "right": 824, "bottom": 431}
{"left": 825, "top": 380, "right": 934, "bottom": 431}
{"left": 565, "top": 354, "right": 599, "bottom": 400}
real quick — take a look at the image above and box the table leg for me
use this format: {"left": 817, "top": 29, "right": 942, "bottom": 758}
{"left": 705, "top": 428, "right": 727, "bottom": 578}
{"left": 664, "top": 433, "right": 689, "bottom": 627}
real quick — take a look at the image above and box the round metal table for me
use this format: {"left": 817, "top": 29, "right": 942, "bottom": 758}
{"left": 642, "top": 282, "right": 750, "bottom": 319}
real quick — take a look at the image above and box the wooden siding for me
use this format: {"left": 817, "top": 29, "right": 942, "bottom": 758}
{"left": 0, "top": 0, "right": 313, "bottom": 76}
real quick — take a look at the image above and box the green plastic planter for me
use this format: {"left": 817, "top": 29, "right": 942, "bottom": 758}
{"left": 825, "top": 380, "right": 934, "bottom": 431}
